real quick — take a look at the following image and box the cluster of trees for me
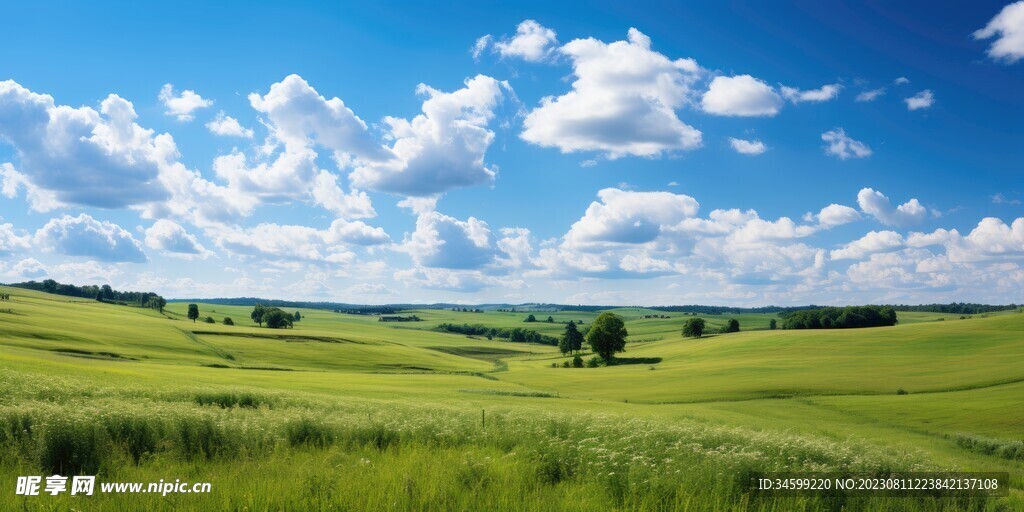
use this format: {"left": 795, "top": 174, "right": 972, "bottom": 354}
{"left": 434, "top": 323, "right": 559, "bottom": 345}
{"left": 523, "top": 314, "right": 555, "bottom": 323}
{"left": 0, "top": 293, "right": 10, "bottom": 301}
{"left": 682, "top": 318, "right": 705, "bottom": 338}
{"left": 451, "top": 307, "right": 483, "bottom": 313}
{"left": 11, "top": 280, "right": 166, "bottom": 312}
{"left": 249, "top": 304, "right": 302, "bottom": 329}
{"left": 558, "top": 322, "right": 584, "bottom": 355}
{"left": 780, "top": 306, "right": 897, "bottom": 329}
{"left": 890, "top": 303, "right": 1018, "bottom": 315}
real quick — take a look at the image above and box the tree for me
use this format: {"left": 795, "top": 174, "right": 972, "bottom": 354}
{"left": 224, "top": 317, "right": 234, "bottom": 326}
{"left": 560, "top": 321, "right": 584, "bottom": 355}
{"left": 264, "top": 308, "right": 293, "bottom": 329}
{"left": 293, "top": 311, "right": 302, "bottom": 322}
{"left": 525, "top": 314, "right": 537, "bottom": 323}
{"left": 509, "top": 328, "right": 527, "bottom": 343}
{"left": 546, "top": 316, "right": 554, "bottom": 323}
{"left": 251, "top": 304, "right": 267, "bottom": 327}
{"left": 769, "top": 319, "right": 777, "bottom": 330}
{"left": 187, "top": 304, "right": 199, "bottom": 323}
{"left": 586, "top": 312, "right": 628, "bottom": 361}
{"left": 682, "top": 317, "right": 705, "bottom": 338}
{"left": 204, "top": 316, "right": 216, "bottom": 324}
{"left": 722, "top": 318, "right": 740, "bottom": 333}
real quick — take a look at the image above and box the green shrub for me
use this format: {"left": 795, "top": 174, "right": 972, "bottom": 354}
{"left": 194, "top": 391, "right": 269, "bottom": 409}
{"left": 286, "top": 418, "right": 335, "bottom": 447}
{"left": 39, "top": 418, "right": 106, "bottom": 475}
{"left": 223, "top": 317, "right": 234, "bottom": 325}
{"left": 572, "top": 355, "right": 583, "bottom": 368}
{"left": 586, "top": 357, "right": 600, "bottom": 368}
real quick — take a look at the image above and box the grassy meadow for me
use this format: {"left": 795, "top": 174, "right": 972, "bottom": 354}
{"left": 0, "top": 285, "right": 1021, "bottom": 510}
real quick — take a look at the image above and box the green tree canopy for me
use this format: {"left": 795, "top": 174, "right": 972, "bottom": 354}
{"left": 722, "top": 318, "right": 740, "bottom": 333}
{"left": 559, "top": 321, "right": 584, "bottom": 355}
{"left": 251, "top": 304, "right": 267, "bottom": 327}
{"left": 682, "top": 317, "right": 705, "bottom": 338}
{"left": 585, "top": 312, "right": 628, "bottom": 361}
{"left": 187, "top": 304, "right": 199, "bottom": 323}
{"left": 525, "top": 314, "right": 536, "bottom": 323}
{"left": 263, "top": 308, "right": 293, "bottom": 329}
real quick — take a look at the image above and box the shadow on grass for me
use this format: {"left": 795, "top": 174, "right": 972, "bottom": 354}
{"left": 607, "top": 356, "right": 663, "bottom": 366}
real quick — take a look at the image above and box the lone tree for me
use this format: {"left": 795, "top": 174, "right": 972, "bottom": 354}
{"left": 293, "top": 311, "right": 302, "bottom": 322}
{"left": 223, "top": 317, "right": 234, "bottom": 325}
{"left": 264, "top": 308, "right": 293, "bottom": 329}
{"left": 769, "top": 319, "right": 777, "bottom": 330}
{"left": 546, "top": 316, "right": 554, "bottom": 323}
{"left": 559, "top": 321, "right": 584, "bottom": 355}
{"left": 586, "top": 312, "right": 628, "bottom": 362}
{"left": 187, "top": 304, "right": 199, "bottom": 323}
{"left": 682, "top": 317, "right": 705, "bottom": 338}
{"left": 525, "top": 314, "right": 537, "bottom": 323}
{"left": 251, "top": 304, "right": 267, "bottom": 327}
{"left": 722, "top": 319, "right": 740, "bottom": 333}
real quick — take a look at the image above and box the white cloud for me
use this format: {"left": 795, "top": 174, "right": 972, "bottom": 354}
{"left": 249, "top": 74, "right": 388, "bottom": 162}
{"left": 400, "top": 211, "right": 496, "bottom": 269}
{"left": 158, "top": 84, "right": 213, "bottom": 122}
{"left": 394, "top": 267, "right": 512, "bottom": 293}
{"left": 350, "top": 75, "right": 506, "bottom": 196}
{"left": 904, "top": 89, "right": 935, "bottom": 110}
{"left": 0, "top": 81, "right": 170, "bottom": 209}
{"left": 471, "top": 35, "right": 492, "bottom": 60}
{"left": 206, "top": 111, "right": 254, "bottom": 138}
{"left": 728, "top": 137, "right": 767, "bottom": 155}
{"left": 780, "top": 83, "right": 841, "bottom": 103}
{"left": 992, "top": 193, "right": 1022, "bottom": 205}
{"left": 701, "top": 75, "right": 782, "bottom": 117}
{"left": 9, "top": 258, "right": 47, "bottom": 279}
{"left": 521, "top": 28, "right": 703, "bottom": 158}
{"left": 345, "top": 283, "right": 398, "bottom": 296}
{"left": 493, "top": 20, "right": 558, "bottom": 62}
{"left": 0, "top": 223, "right": 31, "bottom": 255}
{"left": 894, "top": 77, "right": 911, "bottom": 85}
{"left": 822, "top": 128, "right": 871, "bottom": 159}
{"left": 855, "top": 87, "right": 886, "bottom": 102}
{"left": 857, "top": 188, "right": 927, "bottom": 226}
{"left": 830, "top": 230, "right": 904, "bottom": 260}
{"left": 145, "top": 219, "right": 212, "bottom": 259}
{"left": 566, "top": 188, "right": 699, "bottom": 246}
{"left": 0, "top": 162, "right": 61, "bottom": 211}
{"left": 813, "top": 204, "right": 862, "bottom": 227}
{"left": 210, "top": 218, "right": 388, "bottom": 263}
{"left": 34, "top": 214, "right": 147, "bottom": 263}
{"left": 973, "top": 1, "right": 1024, "bottom": 63}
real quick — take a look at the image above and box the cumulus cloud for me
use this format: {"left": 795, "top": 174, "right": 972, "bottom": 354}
{"left": 822, "top": 128, "right": 871, "bottom": 159}
{"left": 566, "top": 188, "right": 699, "bottom": 246}
{"left": 9, "top": 258, "right": 47, "bottom": 278}
{"left": 206, "top": 111, "right": 254, "bottom": 138}
{"left": 145, "top": 219, "right": 212, "bottom": 259}
{"left": 249, "top": 74, "right": 389, "bottom": 164}
{"left": 728, "top": 137, "right": 767, "bottom": 155}
{"left": 350, "top": 75, "right": 506, "bottom": 196}
{"left": 0, "top": 162, "right": 61, "bottom": 211}
{"left": 701, "top": 75, "right": 782, "bottom": 117}
{"left": 521, "top": 28, "right": 703, "bottom": 158}
{"left": 812, "top": 204, "right": 862, "bottom": 228}
{"left": 857, "top": 188, "right": 927, "bottom": 226}
{"left": 400, "top": 211, "right": 496, "bottom": 269}
{"left": 0, "top": 80, "right": 170, "bottom": 209}
{"left": 34, "top": 214, "right": 147, "bottom": 263}
{"left": 780, "top": 83, "right": 841, "bottom": 103}
{"left": 830, "top": 230, "right": 904, "bottom": 260}
{"left": 210, "top": 218, "right": 389, "bottom": 263}
{"left": 904, "top": 90, "right": 935, "bottom": 110}
{"left": 159, "top": 84, "right": 213, "bottom": 121}
{"left": 492, "top": 20, "right": 558, "bottom": 62}
{"left": 973, "top": 1, "right": 1024, "bottom": 63}
{"left": 0, "top": 222, "right": 31, "bottom": 255}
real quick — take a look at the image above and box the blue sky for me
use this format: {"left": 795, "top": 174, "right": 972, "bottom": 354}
{"left": 0, "top": 0, "right": 1021, "bottom": 305}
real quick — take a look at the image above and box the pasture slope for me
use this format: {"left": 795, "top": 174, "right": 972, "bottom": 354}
{"left": 0, "top": 285, "right": 1021, "bottom": 511}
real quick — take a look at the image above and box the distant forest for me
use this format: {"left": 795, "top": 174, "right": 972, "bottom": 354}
{"left": 780, "top": 306, "right": 898, "bottom": 329}
{"left": 8, "top": 279, "right": 165, "bottom": 310}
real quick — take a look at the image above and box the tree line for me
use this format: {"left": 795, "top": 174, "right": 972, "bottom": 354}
{"left": 434, "top": 323, "right": 560, "bottom": 345}
{"left": 780, "top": 305, "right": 897, "bottom": 329}
{"left": 11, "top": 279, "right": 166, "bottom": 312}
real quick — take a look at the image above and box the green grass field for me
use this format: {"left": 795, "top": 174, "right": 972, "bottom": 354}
{"left": 0, "top": 286, "right": 1021, "bottom": 510}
